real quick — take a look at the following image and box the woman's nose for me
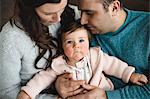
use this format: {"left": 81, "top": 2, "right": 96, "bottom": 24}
{"left": 52, "top": 13, "right": 61, "bottom": 23}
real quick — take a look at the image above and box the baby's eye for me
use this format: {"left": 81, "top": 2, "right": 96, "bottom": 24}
{"left": 66, "top": 40, "right": 73, "bottom": 44}
{"left": 79, "top": 39, "right": 85, "bottom": 43}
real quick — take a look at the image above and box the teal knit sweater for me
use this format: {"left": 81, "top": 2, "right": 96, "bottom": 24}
{"left": 91, "top": 9, "right": 150, "bottom": 99}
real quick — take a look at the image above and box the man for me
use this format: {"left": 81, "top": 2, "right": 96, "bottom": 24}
{"left": 56, "top": 0, "right": 150, "bottom": 99}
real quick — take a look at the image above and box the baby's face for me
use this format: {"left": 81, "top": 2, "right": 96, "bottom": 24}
{"left": 62, "top": 28, "right": 89, "bottom": 64}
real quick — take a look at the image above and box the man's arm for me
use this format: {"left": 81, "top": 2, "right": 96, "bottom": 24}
{"left": 67, "top": 84, "right": 107, "bottom": 99}
{"left": 106, "top": 84, "right": 150, "bottom": 99}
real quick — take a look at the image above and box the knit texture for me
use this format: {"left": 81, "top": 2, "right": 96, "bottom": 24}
{"left": 91, "top": 9, "right": 150, "bottom": 99}
{"left": 0, "top": 5, "right": 80, "bottom": 99}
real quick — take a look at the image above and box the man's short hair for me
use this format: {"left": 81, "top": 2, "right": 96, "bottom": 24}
{"left": 100, "top": 0, "right": 123, "bottom": 11}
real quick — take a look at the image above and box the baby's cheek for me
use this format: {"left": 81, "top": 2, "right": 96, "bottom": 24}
{"left": 82, "top": 46, "right": 89, "bottom": 55}
{"left": 64, "top": 49, "right": 73, "bottom": 57}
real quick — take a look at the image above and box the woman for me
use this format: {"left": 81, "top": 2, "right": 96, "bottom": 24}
{"left": 0, "top": 0, "right": 80, "bottom": 98}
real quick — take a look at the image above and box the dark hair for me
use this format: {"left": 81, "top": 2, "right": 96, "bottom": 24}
{"left": 57, "top": 19, "right": 91, "bottom": 56}
{"left": 100, "top": 0, "right": 123, "bottom": 11}
{"left": 11, "top": 0, "right": 75, "bottom": 69}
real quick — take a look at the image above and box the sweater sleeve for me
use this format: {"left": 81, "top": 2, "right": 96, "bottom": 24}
{"left": 106, "top": 84, "right": 150, "bottom": 99}
{"left": 0, "top": 28, "right": 25, "bottom": 98}
{"left": 21, "top": 69, "right": 57, "bottom": 99}
{"left": 0, "top": 23, "right": 58, "bottom": 99}
{"left": 98, "top": 48, "right": 135, "bottom": 83}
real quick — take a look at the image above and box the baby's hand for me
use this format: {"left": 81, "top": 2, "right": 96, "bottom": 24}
{"left": 17, "top": 91, "right": 31, "bottom": 99}
{"left": 130, "top": 73, "right": 148, "bottom": 85}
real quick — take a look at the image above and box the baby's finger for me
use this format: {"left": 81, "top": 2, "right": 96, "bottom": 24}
{"left": 138, "top": 74, "right": 148, "bottom": 84}
{"left": 135, "top": 81, "right": 144, "bottom": 86}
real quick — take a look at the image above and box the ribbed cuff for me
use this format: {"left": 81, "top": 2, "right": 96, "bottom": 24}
{"left": 21, "top": 86, "right": 37, "bottom": 99}
{"left": 122, "top": 66, "right": 135, "bottom": 83}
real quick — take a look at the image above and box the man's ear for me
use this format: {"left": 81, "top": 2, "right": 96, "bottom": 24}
{"left": 109, "top": 0, "right": 121, "bottom": 16}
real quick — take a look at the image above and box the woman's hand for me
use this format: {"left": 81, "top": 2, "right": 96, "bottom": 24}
{"left": 67, "top": 84, "right": 107, "bottom": 99}
{"left": 17, "top": 91, "right": 31, "bottom": 99}
{"left": 55, "top": 73, "right": 85, "bottom": 98}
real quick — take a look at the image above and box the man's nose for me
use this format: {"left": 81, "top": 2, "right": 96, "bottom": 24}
{"left": 80, "top": 13, "right": 88, "bottom": 25}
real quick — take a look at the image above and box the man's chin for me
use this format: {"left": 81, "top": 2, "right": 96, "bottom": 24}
{"left": 85, "top": 26, "right": 99, "bottom": 34}
{"left": 90, "top": 29, "right": 99, "bottom": 34}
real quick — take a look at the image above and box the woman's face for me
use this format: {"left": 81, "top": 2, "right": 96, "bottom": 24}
{"left": 35, "top": 0, "right": 67, "bottom": 26}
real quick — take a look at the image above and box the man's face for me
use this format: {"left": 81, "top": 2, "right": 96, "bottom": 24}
{"left": 80, "top": 0, "right": 113, "bottom": 34}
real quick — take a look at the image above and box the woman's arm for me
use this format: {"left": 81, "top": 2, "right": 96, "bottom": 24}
{"left": 0, "top": 23, "right": 58, "bottom": 99}
{"left": 0, "top": 29, "right": 24, "bottom": 98}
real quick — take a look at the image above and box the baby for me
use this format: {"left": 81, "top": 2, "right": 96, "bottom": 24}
{"left": 18, "top": 20, "right": 148, "bottom": 99}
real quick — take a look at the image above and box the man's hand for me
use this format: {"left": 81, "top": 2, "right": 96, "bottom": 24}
{"left": 67, "top": 84, "right": 107, "bottom": 99}
{"left": 55, "top": 73, "right": 86, "bottom": 98}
